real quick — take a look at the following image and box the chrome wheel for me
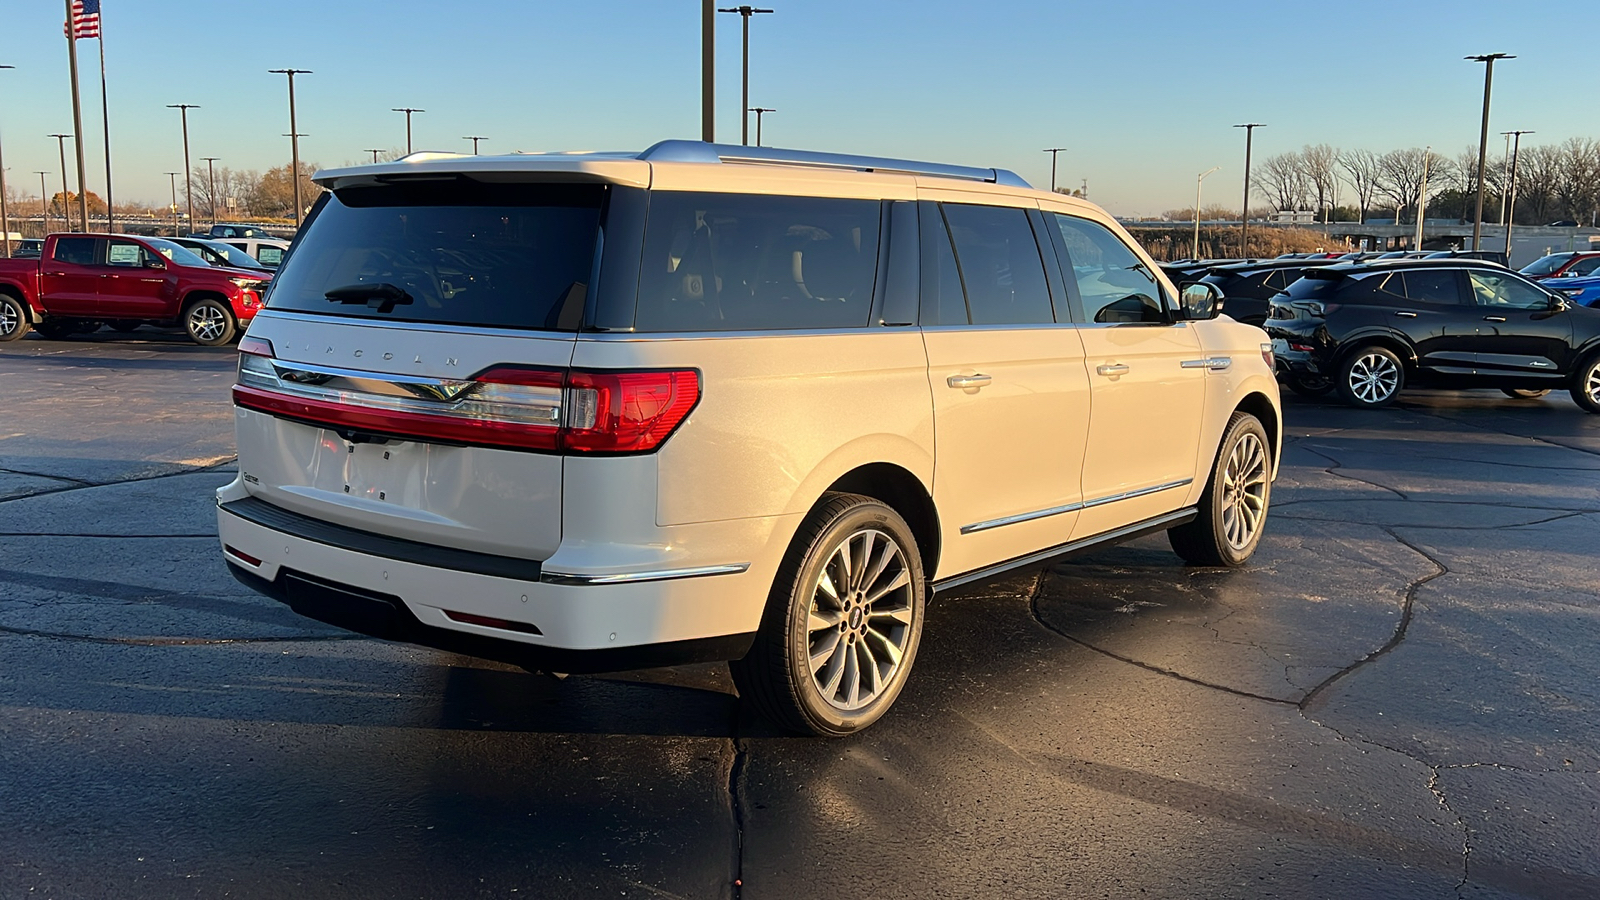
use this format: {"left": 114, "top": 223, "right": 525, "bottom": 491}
{"left": 0, "top": 300, "right": 17, "bottom": 337}
{"left": 1220, "top": 432, "right": 1269, "bottom": 551}
{"left": 806, "top": 528, "right": 914, "bottom": 712}
{"left": 188, "top": 305, "right": 227, "bottom": 343}
{"left": 1348, "top": 352, "right": 1400, "bottom": 404}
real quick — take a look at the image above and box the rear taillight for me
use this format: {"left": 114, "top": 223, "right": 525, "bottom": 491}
{"left": 232, "top": 347, "right": 699, "bottom": 455}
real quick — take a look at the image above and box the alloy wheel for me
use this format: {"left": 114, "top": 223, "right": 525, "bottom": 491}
{"left": 806, "top": 528, "right": 915, "bottom": 712}
{"left": 1348, "top": 352, "right": 1400, "bottom": 404}
{"left": 1586, "top": 362, "right": 1600, "bottom": 406}
{"left": 1220, "top": 432, "right": 1269, "bottom": 551}
{"left": 188, "top": 305, "right": 227, "bottom": 343}
{"left": 0, "top": 301, "right": 17, "bottom": 337}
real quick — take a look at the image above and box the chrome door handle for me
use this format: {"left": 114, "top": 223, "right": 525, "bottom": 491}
{"left": 1483, "top": 315, "right": 1507, "bottom": 322}
{"left": 1395, "top": 311, "right": 1418, "bottom": 318}
{"left": 1096, "top": 363, "right": 1130, "bottom": 377}
{"left": 946, "top": 373, "right": 992, "bottom": 390}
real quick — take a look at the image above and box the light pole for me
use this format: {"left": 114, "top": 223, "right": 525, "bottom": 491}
{"left": 392, "top": 108, "right": 424, "bottom": 154}
{"left": 701, "top": 0, "right": 714, "bottom": 142}
{"left": 48, "top": 134, "right": 73, "bottom": 231}
{"left": 1234, "top": 123, "right": 1263, "bottom": 258}
{"left": 36, "top": 171, "right": 50, "bottom": 234}
{"left": 0, "top": 63, "right": 12, "bottom": 257}
{"left": 1043, "top": 147, "right": 1067, "bottom": 193}
{"left": 269, "top": 69, "right": 311, "bottom": 228}
{"left": 164, "top": 171, "right": 180, "bottom": 236}
{"left": 748, "top": 108, "right": 774, "bottom": 146}
{"left": 718, "top": 5, "right": 773, "bottom": 146}
{"left": 365, "top": 149, "right": 384, "bottom": 163}
{"left": 201, "top": 157, "right": 220, "bottom": 226}
{"left": 1415, "top": 147, "right": 1432, "bottom": 251}
{"left": 62, "top": 0, "right": 89, "bottom": 230}
{"left": 1504, "top": 130, "right": 1533, "bottom": 262}
{"left": 1194, "top": 166, "right": 1220, "bottom": 261}
{"left": 1498, "top": 132, "right": 1512, "bottom": 226}
{"left": 167, "top": 104, "right": 198, "bottom": 234}
{"left": 463, "top": 135, "right": 487, "bottom": 154}
{"left": 1466, "top": 53, "right": 1513, "bottom": 251}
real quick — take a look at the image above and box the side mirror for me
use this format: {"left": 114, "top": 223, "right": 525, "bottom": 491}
{"left": 1548, "top": 292, "right": 1569, "bottom": 311}
{"left": 1179, "top": 281, "right": 1224, "bottom": 320}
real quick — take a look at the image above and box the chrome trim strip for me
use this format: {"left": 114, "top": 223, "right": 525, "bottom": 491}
{"left": 1207, "top": 356, "right": 1233, "bottom": 371}
{"left": 251, "top": 309, "right": 582, "bottom": 341}
{"left": 539, "top": 563, "right": 750, "bottom": 587}
{"left": 1180, "top": 359, "right": 1210, "bottom": 368}
{"left": 936, "top": 508, "right": 1199, "bottom": 593}
{"left": 960, "top": 478, "right": 1193, "bottom": 534}
{"left": 270, "top": 359, "right": 475, "bottom": 392}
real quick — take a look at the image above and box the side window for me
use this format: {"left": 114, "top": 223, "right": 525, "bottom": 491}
{"left": 106, "top": 241, "right": 144, "bottom": 267}
{"left": 1402, "top": 270, "right": 1465, "bottom": 306}
{"left": 1468, "top": 270, "right": 1550, "bottom": 310}
{"left": 1051, "top": 214, "right": 1165, "bottom": 324}
{"left": 53, "top": 237, "right": 98, "bottom": 266}
{"left": 918, "top": 202, "right": 968, "bottom": 325}
{"left": 1263, "top": 270, "right": 1291, "bottom": 291}
{"left": 257, "top": 246, "right": 284, "bottom": 267}
{"left": 1568, "top": 257, "right": 1600, "bottom": 277}
{"left": 940, "top": 203, "right": 1054, "bottom": 326}
{"left": 634, "top": 192, "right": 881, "bottom": 332}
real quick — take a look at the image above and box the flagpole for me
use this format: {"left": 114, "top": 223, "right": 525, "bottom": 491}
{"left": 63, "top": 0, "right": 90, "bottom": 230}
{"left": 97, "top": 7, "right": 112, "bottom": 233}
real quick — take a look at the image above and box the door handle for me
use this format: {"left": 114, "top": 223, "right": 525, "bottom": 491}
{"left": 44, "top": 271, "right": 66, "bottom": 277}
{"left": 946, "top": 373, "right": 992, "bottom": 390}
{"left": 1483, "top": 315, "right": 1507, "bottom": 322}
{"left": 1096, "top": 363, "right": 1130, "bottom": 377}
{"left": 1394, "top": 311, "right": 1418, "bottom": 318}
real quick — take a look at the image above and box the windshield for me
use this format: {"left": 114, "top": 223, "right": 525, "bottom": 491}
{"left": 196, "top": 240, "right": 268, "bottom": 269}
{"left": 1521, "top": 254, "right": 1573, "bottom": 277}
{"left": 144, "top": 238, "right": 215, "bottom": 269}
{"left": 265, "top": 180, "right": 604, "bottom": 330}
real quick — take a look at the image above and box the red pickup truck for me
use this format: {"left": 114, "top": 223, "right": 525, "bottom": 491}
{"left": 0, "top": 233, "right": 272, "bottom": 346}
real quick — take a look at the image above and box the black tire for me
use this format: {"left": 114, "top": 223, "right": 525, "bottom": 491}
{"left": 730, "top": 493, "right": 925, "bottom": 737}
{"left": 1169, "top": 412, "right": 1272, "bottom": 567}
{"left": 0, "top": 293, "right": 30, "bottom": 342}
{"left": 183, "top": 298, "right": 236, "bottom": 346}
{"left": 108, "top": 321, "right": 142, "bottom": 333}
{"left": 32, "top": 318, "right": 80, "bottom": 341}
{"left": 1501, "top": 388, "right": 1550, "bottom": 400}
{"left": 1336, "top": 345, "right": 1405, "bottom": 408}
{"left": 1571, "top": 354, "right": 1600, "bottom": 414}
{"left": 1286, "top": 374, "right": 1335, "bottom": 398}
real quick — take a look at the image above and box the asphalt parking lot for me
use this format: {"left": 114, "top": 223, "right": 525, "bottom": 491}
{"left": 2, "top": 331, "right": 1597, "bottom": 899}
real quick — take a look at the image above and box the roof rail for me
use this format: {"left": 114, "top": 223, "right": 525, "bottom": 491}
{"left": 637, "top": 140, "right": 1031, "bottom": 188}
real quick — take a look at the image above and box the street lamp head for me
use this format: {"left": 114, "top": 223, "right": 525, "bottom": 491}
{"left": 718, "top": 6, "right": 774, "bottom": 14}
{"left": 1466, "top": 53, "right": 1515, "bottom": 62}
{"left": 1233, "top": 123, "right": 1264, "bottom": 129}
{"left": 392, "top": 108, "right": 425, "bottom": 114}
{"left": 166, "top": 103, "right": 199, "bottom": 110}
{"left": 268, "top": 68, "right": 312, "bottom": 75}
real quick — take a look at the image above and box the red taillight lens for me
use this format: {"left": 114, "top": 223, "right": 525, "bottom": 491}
{"left": 562, "top": 369, "right": 700, "bottom": 454}
{"left": 239, "top": 335, "right": 274, "bottom": 357}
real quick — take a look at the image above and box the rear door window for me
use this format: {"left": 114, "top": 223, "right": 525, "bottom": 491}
{"left": 940, "top": 203, "right": 1054, "bottom": 325}
{"left": 264, "top": 180, "right": 604, "bottom": 331}
{"left": 1401, "top": 270, "right": 1466, "bottom": 305}
{"left": 53, "top": 237, "right": 99, "bottom": 266}
{"left": 634, "top": 192, "right": 881, "bottom": 332}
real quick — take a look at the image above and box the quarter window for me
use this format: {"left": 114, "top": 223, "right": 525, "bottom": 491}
{"left": 1468, "top": 270, "right": 1551, "bottom": 310}
{"left": 1051, "top": 214, "right": 1166, "bottom": 324}
{"left": 635, "top": 193, "right": 881, "bottom": 332}
{"left": 940, "top": 203, "right": 1054, "bottom": 326}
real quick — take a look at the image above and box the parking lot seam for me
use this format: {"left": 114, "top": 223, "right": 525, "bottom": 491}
{"left": 0, "top": 623, "right": 367, "bottom": 646}
{"left": 0, "top": 457, "right": 238, "bottom": 507}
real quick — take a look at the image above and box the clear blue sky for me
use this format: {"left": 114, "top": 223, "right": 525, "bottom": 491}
{"left": 0, "top": 0, "right": 1588, "bottom": 216}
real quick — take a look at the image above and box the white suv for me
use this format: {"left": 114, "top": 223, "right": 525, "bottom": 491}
{"left": 218, "top": 142, "right": 1280, "bottom": 735}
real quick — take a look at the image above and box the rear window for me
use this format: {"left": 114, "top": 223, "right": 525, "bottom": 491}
{"left": 264, "top": 180, "right": 603, "bottom": 331}
{"left": 1282, "top": 270, "right": 1346, "bottom": 300}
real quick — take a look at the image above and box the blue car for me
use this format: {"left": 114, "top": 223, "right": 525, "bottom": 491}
{"left": 1551, "top": 273, "right": 1600, "bottom": 308}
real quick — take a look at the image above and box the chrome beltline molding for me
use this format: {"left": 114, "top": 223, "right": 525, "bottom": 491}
{"left": 960, "top": 478, "right": 1194, "bottom": 534}
{"left": 539, "top": 562, "right": 751, "bottom": 586}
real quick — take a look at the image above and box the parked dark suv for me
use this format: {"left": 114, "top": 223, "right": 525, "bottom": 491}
{"left": 1195, "top": 258, "right": 1340, "bottom": 325}
{"left": 1265, "top": 259, "right": 1600, "bottom": 410}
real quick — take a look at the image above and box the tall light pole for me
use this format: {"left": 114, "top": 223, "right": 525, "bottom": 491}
{"left": 1498, "top": 132, "right": 1512, "bottom": 226}
{"left": 701, "top": 0, "right": 714, "bottom": 142}
{"left": 748, "top": 108, "right": 774, "bottom": 146}
{"left": 1466, "top": 53, "right": 1513, "bottom": 252}
{"left": 167, "top": 104, "right": 198, "bottom": 234}
{"left": 1504, "top": 130, "right": 1533, "bottom": 262}
{"left": 718, "top": 6, "right": 773, "bottom": 146}
{"left": 0, "top": 64, "right": 12, "bottom": 257}
{"left": 463, "top": 135, "right": 487, "bottom": 154}
{"left": 48, "top": 134, "right": 73, "bottom": 231}
{"left": 36, "top": 172, "right": 50, "bottom": 235}
{"left": 1194, "top": 166, "right": 1221, "bottom": 261}
{"left": 1234, "top": 123, "right": 1263, "bottom": 258}
{"left": 1415, "top": 147, "right": 1432, "bottom": 251}
{"left": 62, "top": 0, "right": 89, "bottom": 230}
{"left": 164, "top": 171, "right": 180, "bottom": 236}
{"left": 365, "top": 149, "right": 384, "bottom": 163}
{"left": 201, "top": 157, "right": 220, "bottom": 226}
{"left": 269, "top": 69, "right": 310, "bottom": 228}
{"left": 392, "top": 108, "right": 424, "bottom": 154}
{"left": 1043, "top": 147, "right": 1067, "bottom": 193}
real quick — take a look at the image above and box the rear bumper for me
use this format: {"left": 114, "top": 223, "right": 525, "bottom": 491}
{"left": 217, "top": 496, "right": 766, "bottom": 673}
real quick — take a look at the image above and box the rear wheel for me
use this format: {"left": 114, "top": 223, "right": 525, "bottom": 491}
{"left": 1169, "top": 412, "right": 1272, "bottom": 567}
{"left": 1570, "top": 355, "right": 1600, "bottom": 414}
{"left": 0, "top": 294, "right": 29, "bottom": 342}
{"left": 730, "top": 493, "right": 925, "bottom": 737}
{"left": 1286, "top": 374, "right": 1335, "bottom": 398}
{"left": 183, "top": 299, "right": 236, "bottom": 346}
{"left": 1501, "top": 388, "right": 1550, "bottom": 400}
{"left": 1337, "top": 345, "right": 1404, "bottom": 408}
{"left": 108, "top": 321, "right": 142, "bottom": 333}
{"left": 33, "top": 318, "right": 81, "bottom": 340}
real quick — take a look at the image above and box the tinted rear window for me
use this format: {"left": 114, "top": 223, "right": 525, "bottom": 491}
{"left": 1282, "top": 272, "right": 1344, "bottom": 300}
{"left": 264, "top": 180, "right": 603, "bottom": 331}
{"left": 634, "top": 192, "right": 881, "bottom": 332}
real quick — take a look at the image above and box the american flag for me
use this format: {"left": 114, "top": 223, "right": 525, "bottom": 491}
{"left": 65, "top": 0, "right": 101, "bottom": 39}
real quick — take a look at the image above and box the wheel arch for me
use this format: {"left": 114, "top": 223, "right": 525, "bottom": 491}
{"left": 1335, "top": 330, "right": 1417, "bottom": 370}
{"left": 1233, "top": 391, "right": 1281, "bottom": 474}
{"left": 180, "top": 289, "right": 232, "bottom": 313}
{"left": 819, "top": 463, "right": 941, "bottom": 585}
{"left": 0, "top": 283, "right": 38, "bottom": 322}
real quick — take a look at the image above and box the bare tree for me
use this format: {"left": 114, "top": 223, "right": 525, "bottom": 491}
{"left": 1338, "top": 149, "right": 1382, "bottom": 223}
{"left": 1298, "top": 144, "right": 1340, "bottom": 222}
{"left": 1513, "top": 144, "right": 1561, "bottom": 224}
{"left": 1375, "top": 148, "right": 1453, "bottom": 223}
{"left": 249, "top": 162, "right": 324, "bottom": 219}
{"left": 1554, "top": 137, "right": 1600, "bottom": 223}
{"left": 191, "top": 166, "right": 263, "bottom": 220}
{"left": 1257, "top": 151, "right": 1310, "bottom": 211}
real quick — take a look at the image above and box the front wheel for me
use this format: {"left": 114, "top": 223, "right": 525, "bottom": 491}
{"left": 184, "top": 299, "right": 236, "bottom": 346}
{"left": 730, "top": 493, "right": 925, "bottom": 737}
{"left": 1337, "top": 345, "right": 1404, "bottom": 408}
{"left": 1571, "top": 355, "right": 1600, "bottom": 414}
{"left": 0, "top": 294, "right": 30, "bottom": 342}
{"left": 1169, "top": 412, "right": 1272, "bottom": 567}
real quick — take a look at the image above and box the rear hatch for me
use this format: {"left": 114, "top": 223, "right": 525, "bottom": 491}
{"left": 232, "top": 179, "right": 605, "bottom": 560}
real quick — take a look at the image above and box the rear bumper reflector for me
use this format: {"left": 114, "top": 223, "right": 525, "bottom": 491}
{"left": 443, "top": 610, "right": 543, "bottom": 635}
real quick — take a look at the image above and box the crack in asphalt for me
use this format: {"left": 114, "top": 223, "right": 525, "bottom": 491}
{"left": 0, "top": 466, "right": 94, "bottom": 486}
{"left": 1426, "top": 767, "right": 1473, "bottom": 895}
{"left": 1298, "top": 445, "right": 1409, "bottom": 499}
{"left": 1275, "top": 510, "right": 1592, "bottom": 530}
{"left": 0, "top": 456, "right": 237, "bottom": 506}
{"left": 727, "top": 733, "right": 749, "bottom": 900}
